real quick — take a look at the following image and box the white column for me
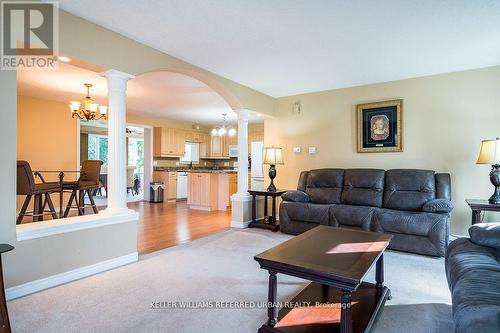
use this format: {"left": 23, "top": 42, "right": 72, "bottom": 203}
{"left": 236, "top": 109, "right": 249, "bottom": 196}
{"left": 100, "top": 69, "right": 135, "bottom": 215}
{"left": 231, "top": 109, "right": 252, "bottom": 228}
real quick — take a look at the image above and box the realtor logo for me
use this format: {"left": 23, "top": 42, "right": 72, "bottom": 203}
{"left": 1, "top": 1, "right": 59, "bottom": 70}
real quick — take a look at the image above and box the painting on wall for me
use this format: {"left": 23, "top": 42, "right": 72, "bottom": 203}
{"left": 357, "top": 99, "right": 403, "bottom": 153}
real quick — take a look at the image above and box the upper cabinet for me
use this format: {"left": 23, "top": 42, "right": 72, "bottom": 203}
{"left": 153, "top": 127, "right": 186, "bottom": 157}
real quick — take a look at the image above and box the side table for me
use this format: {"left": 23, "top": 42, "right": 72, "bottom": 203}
{"left": 0, "top": 244, "right": 13, "bottom": 333}
{"left": 466, "top": 199, "right": 500, "bottom": 225}
{"left": 248, "top": 190, "right": 287, "bottom": 232}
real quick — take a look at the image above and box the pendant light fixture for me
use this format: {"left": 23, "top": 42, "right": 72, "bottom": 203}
{"left": 69, "top": 83, "right": 107, "bottom": 121}
{"left": 211, "top": 113, "right": 236, "bottom": 137}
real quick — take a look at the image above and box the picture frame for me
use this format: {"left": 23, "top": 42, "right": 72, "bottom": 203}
{"left": 357, "top": 99, "right": 403, "bottom": 153}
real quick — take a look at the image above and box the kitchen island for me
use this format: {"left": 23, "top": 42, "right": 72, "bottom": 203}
{"left": 187, "top": 170, "right": 237, "bottom": 211}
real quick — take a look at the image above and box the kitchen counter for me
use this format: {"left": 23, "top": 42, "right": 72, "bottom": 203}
{"left": 154, "top": 168, "right": 236, "bottom": 173}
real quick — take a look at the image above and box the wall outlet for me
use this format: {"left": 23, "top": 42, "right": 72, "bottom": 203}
{"left": 223, "top": 162, "right": 229, "bottom": 166}
{"left": 308, "top": 147, "right": 317, "bottom": 154}
{"left": 153, "top": 161, "right": 158, "bottom": 166}
{"left": 175, "top": 161, "right": 180, "bottom": 166}
{"left": 293, "top": 147, "right": 301, "bottom": 153}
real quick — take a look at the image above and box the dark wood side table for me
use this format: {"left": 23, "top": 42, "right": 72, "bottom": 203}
{"left": 466, "top": 199, "right": 500, "bottom": 225}
{"left": 0, "top": 244, "right": 14, "bottom": 333}
{"left": 248, "top": 190, "right": 287, "bottom": 232}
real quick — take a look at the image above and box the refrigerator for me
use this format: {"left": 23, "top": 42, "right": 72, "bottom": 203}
{"left": 251, "top": 141, "right": 265, "bottom": 190}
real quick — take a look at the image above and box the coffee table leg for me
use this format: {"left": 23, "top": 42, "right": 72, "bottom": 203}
{"left": 267, "top": 271, "right": 278, "bottom": 327}
{"left": 376, "top": 254, "right": 384, "bottom": 289}
{"left": 340, "top": 290, "right": 352, "bottom": 333}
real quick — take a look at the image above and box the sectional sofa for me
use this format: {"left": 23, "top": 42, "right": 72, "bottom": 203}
{"left": 279, "top": 168, "right": 453, "bottom": 256}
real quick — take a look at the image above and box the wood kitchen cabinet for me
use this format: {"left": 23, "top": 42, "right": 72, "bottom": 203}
{"left": 153, "top": 171, "right": 177, "bottom": 201}
{"left": 210, "top": 135, "right": 224, "bottom": 156}
{"left": 153, "top": 127, "right": 186, "bottom": 157}
{"left": 187, "top": 173, "right": 217, "bottom": 210}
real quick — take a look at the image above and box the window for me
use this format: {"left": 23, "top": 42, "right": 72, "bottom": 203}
{"left": 128, "top": 138, "right": 144, "bottom": 173}
{"left": 180, "top": 142, "right": 199, "bottom": 163}
{"left": 88, "top": 134, "right": 108, "bottom": 165}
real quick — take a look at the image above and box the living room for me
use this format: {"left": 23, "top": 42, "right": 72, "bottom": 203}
{"left": 1, "top": 1, "right": 499, "bottom": 333}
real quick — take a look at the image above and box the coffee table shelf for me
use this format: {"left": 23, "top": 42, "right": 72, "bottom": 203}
{"left": 258, "top": 282, "right": 390, "bottom": 333}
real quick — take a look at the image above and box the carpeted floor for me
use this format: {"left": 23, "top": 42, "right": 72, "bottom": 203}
{"left": 8, "top": 228, "right": 454, "bottom": 333}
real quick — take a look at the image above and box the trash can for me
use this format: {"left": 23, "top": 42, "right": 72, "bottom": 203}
{"left": 149, "top": 182, "right": 164, "bottom": 203}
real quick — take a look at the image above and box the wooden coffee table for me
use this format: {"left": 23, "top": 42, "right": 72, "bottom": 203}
{"left": 254, "top": 226, "right": 393, "bottom": 333}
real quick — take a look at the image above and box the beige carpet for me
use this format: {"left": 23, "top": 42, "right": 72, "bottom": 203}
{"left": 8, "top": 228, "right": 454, "bottom": 333}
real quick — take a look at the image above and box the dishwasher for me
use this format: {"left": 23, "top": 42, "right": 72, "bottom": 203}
{"left": 176, "top": 171, "right": 188, "bottom": 200}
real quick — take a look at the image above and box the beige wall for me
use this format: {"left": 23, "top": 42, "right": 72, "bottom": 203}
{"left": 265, "top": 66, "right": 500, "bottom": 235}
{"left": 17, "top": 95, "right": 79, "bottom": 211}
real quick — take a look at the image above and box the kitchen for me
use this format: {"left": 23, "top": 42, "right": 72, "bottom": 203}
{"left": 152, "top": 123, "right": 265, "bottom": 211}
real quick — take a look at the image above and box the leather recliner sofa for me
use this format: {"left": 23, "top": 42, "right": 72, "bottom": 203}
{"left": 279, "top": 168, "right": 453, "bottom": 256}
{"left": 445, "top": 223, "right": 500, "bottom": 332}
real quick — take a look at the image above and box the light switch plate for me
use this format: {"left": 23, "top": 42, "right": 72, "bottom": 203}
{"left": 293, "top": 147, "right": 301, "bottom": 153}
{"left": 224, "top": 162, "right": 229, "bottom": 166}
{"left": 308, "top": 147, "right": 317, "bottom": 154}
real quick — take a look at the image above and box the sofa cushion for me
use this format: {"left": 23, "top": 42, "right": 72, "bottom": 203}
{"left": 372, "top": 208, "right": 448, "bottom": 256}
{"left": 281, "top": 190, "right": 310, "bottom": 203}
{"left": 435, "top": 173, "right": 452, "bottom": 200}
{"left": 305, "top": 169, "right": 344, "bottom": 204}
{"left": 279, "top": 201, "right": 331, "bottom": 225}
{"left": 469, "top": 223, "right": 500, "bottom": 250}
{"left": 383, "top": 169, "right": 436, "bottom": 211}
{"left": 341, "top": 169, "right": 385, "bottom": 207}
{"left": 329, "top": 205, "right": 376, "bottom": 231}
{"left": 422, "top": 199, "right": 453, "bottom": 213}
{"left": 445, "top": 238, "right": 500, "bottom": 333}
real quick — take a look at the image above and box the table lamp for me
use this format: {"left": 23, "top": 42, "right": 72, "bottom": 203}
{"left": 263, "top": 146, "right": 284, "bottom": 192}
{"left": 476, "top": 137, "right": 500, "bottom": 204}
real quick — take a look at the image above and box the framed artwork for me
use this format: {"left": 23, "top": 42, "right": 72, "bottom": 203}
{"left": 357, "top": 99, "right": 403, "bottom": 153}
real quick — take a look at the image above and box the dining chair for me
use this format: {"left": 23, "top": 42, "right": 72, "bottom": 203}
{"left": 63, "top": 160, "right": 103, "bottom": 217}
{"left": 126, "top": 166, "right": 136, "bottom": 196}
{"left": 16, "top": 160, "right": 60, "bottom": 224}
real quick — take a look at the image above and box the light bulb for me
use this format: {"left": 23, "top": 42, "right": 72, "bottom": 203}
{"left": 90, "top": 103, "right": 98, "bottom": 112}
{"left": 99, "top": 106, "right": 107, "bottom": 115}
{"left": 218, "top": 127, "right": 227, "bottom": 136}
{"left": 211, "top": 128, "right": 218, "bottom": 136}
{"left": 228, "top": 128, "right": 236, "bottom": 136}
{"left": 70, "top": 101, "right": 80, "bottom": 111}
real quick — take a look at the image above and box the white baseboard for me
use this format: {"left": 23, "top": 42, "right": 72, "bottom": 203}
{"left": 231, "top": 219, "right": 252, "bottom": 228}
{"left": 6, "top": 252, "right": 138, "bottom": 301}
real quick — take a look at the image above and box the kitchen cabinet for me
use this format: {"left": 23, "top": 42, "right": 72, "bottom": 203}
{"left": 153, "top": 127, "right": 186, "bottom": 157}
{"left": 210, "top": 135, "right": 224, "bottom": 156}
{"left": 188, "top": 172, "right": 237, "bottom": 211}
{"left": 152, "top": 171, "right": 177, "bottom": 201}
{"left": 185, "top": 131, "right": 205, "bottom": 143}
{"left": 187, "top": 173, "right": 217, "bottom": 210}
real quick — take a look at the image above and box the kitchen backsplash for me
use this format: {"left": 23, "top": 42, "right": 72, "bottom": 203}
{"left": 153, "top": 158, "right": 235, "bottom": 168}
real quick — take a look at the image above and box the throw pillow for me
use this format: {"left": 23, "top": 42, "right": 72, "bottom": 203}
{"left": 281, "top": 190, "right": 310, "bottom": 203}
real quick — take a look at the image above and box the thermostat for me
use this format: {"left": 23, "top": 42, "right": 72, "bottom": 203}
{"left": 293, "top": 147, "right": 302, "bottom": 153}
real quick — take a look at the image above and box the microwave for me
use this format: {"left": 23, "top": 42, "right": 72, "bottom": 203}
{"left": 229, "top": 145, "right": 238, "bottom": 157}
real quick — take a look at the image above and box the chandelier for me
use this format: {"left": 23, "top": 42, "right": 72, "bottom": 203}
{"left": 211, "top": 113, "right": 236, "bottom": 136}
{"left": 69, "top": 83, "right": 107, "bottom": 121}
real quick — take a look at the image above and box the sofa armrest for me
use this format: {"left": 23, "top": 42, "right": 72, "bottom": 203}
{"left": 281, "top": 190, "right": 310, "bottom": 203}
{"left": 469, "top": 222, "right": 500, "bottom": 250}
{"left": 422, "top": 198, "right": 453, "bottom": 213}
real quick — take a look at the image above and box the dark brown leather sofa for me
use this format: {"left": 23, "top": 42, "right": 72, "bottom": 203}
{"left": 279, "top": 168, "right": 453, "bottom": 257}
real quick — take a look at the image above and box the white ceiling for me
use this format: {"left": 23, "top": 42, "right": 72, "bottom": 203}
{"left": 17, "top": 62, "right": 262, "bottom": 125}
{"left": 56, "top": 0, "right": 500, "bottom": 97}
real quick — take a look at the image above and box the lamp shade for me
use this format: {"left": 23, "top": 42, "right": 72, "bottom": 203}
{"left": 263, "top": 146, "right": 284, "bottom": 165}
{"left": 477, "top": 138, "right": 500, "bottom": 164}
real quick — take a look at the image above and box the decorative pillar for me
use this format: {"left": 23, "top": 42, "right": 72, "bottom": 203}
{"left": 236, "top": 109, "right": 249, "bottom": 195}
{"left": 231, "top": 109, "right": 253, "bottom": 228}
{"left": 100, "top": 69, "right": 135, "bottom": 215}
